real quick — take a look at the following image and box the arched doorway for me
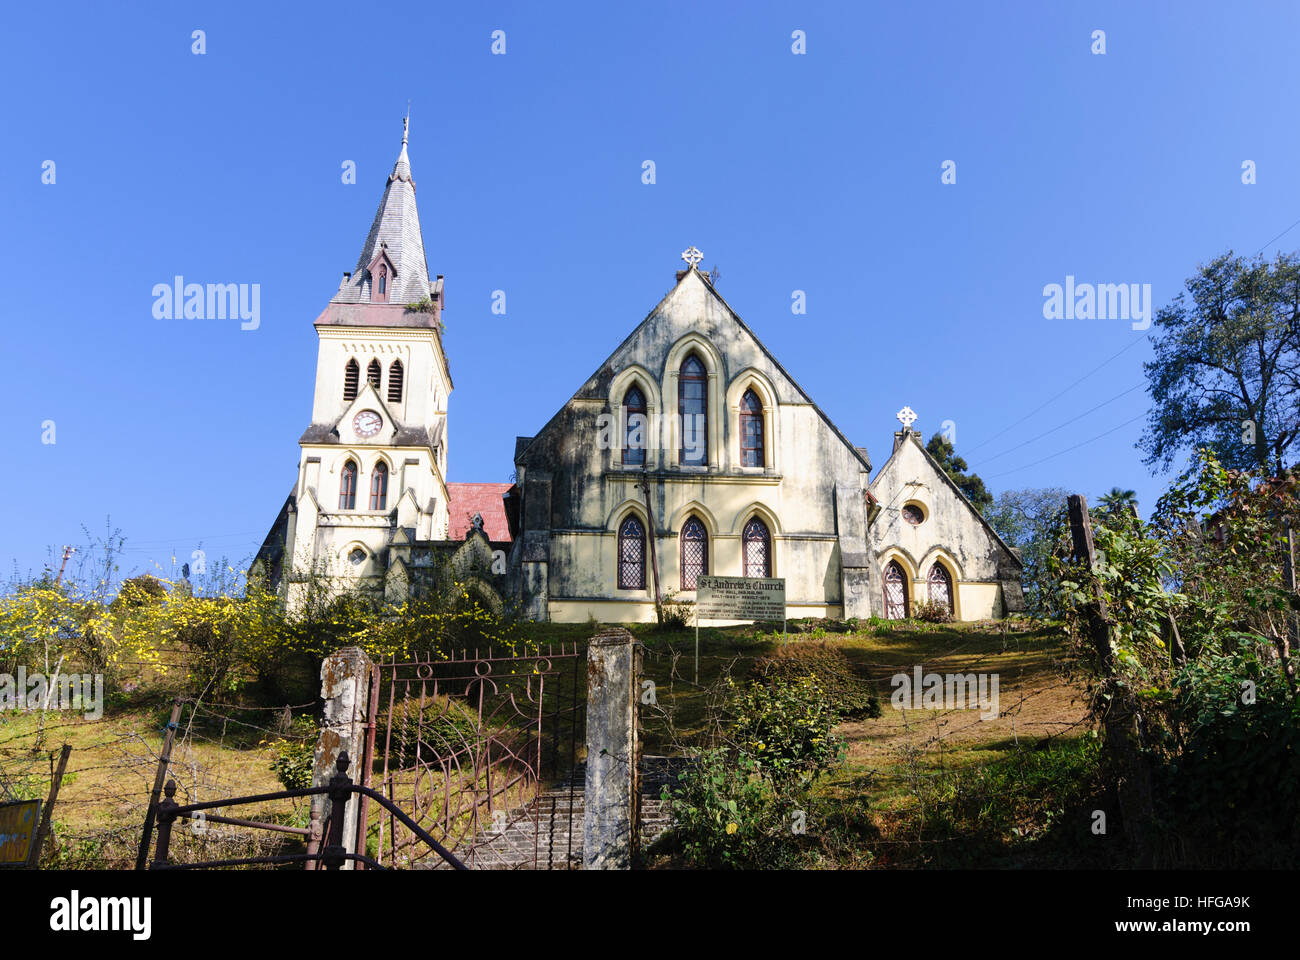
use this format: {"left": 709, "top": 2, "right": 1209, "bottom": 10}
{"left": 883, "top": 560, "right": 908, "bottom": 619}
{"left": 927, "top": 562, "right": 953, "bottom": 615}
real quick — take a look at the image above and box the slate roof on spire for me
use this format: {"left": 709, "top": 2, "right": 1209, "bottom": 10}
{"left": 332, "top": 121, "right": 432, "bottom": 306}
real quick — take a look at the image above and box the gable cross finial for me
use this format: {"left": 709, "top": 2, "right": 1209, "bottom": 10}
{"left": 681, "top": 246, "right": 703, "bottom": 268}
{"left": 896, "top": 406, "right": 917, "bottom": 430}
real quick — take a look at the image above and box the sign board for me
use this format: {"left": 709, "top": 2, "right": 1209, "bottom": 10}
{"left": 0, "top": 800, "right": 41, "bottom": 865}
{"left": 696, "top": 576, "right": 786, "bottom": 621}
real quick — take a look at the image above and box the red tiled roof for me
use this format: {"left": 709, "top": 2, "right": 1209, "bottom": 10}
{"left": 446, "top": 483, "right": 513, "bottom": 543}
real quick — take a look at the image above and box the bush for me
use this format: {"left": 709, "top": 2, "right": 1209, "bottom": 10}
{"left": 264, "top": 716, "right": 318, "bottom": 790}
{"left": 755, "top": 641, "right": 881, "bottom": 721}
{"left": 660, "top": 749, "right": 798, "bottom": 869}
{"left": 663, "top": 670, "right": 848, "bottom": 868}
{"left": 655, "top": 590, "right": 694, "bottom": 631}
{"left": 911, "top": 599, "right": 953, "bottom": 623}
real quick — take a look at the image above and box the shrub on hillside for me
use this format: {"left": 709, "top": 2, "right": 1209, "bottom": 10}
{"left": 911, "top": 599, "right": 953, "bottom": 623}
{"left": 663, "top": 670, "right": 847, "bottom": 868}
{"left": 754, "top": 641, "right": 881, "bottom": 720}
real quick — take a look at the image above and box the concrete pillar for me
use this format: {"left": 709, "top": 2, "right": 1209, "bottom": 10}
{"left": 583, "top": 628, "right": 642, "bottom": 869}
{"left": 312, "top": 646, "right": 373, "bottom": 870}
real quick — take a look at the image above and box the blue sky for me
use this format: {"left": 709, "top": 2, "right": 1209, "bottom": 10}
{"left": 4, "top": 1, "right": 1299, "bottom": 584}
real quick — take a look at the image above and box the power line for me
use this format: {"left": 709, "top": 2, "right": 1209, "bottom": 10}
{"left": 962, "top": 209, "right": 1300, "bottom": 469}
{"left": 964, "top": 337, "right": 1147, "bottom": 456}
{"left": 970, "top": 383, "right": 1144, "bottom": 468}
{"left": 986, "top": 412, "right": 1147, "bottom": 479}
{"left": 1252, "top": 214, "right": 1300, "bottom": 256}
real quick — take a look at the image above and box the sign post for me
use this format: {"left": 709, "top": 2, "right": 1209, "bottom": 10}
{"left": 694, "top": 576, "right": 787, "bottom": 683}
{"left": 0, "top": 800, "right": 42, "bottom": 867}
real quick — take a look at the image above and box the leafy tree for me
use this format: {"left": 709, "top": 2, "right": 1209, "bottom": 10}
{"left": 1141, "top": 251, "right": 1300, "bottom": 474}
{"left": 1050, "top": 451, "right": 1300, "bottom": 865}
{"left": 925, "top": 433, "right": 993, "bottom": 513}
{"left": 985, "top": 487, "right": 1070, "bottom": 615}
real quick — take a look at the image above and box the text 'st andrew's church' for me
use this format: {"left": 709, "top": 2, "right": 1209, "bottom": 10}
{"left": 255, "top": 124, "right": 1024, "bottom": 623}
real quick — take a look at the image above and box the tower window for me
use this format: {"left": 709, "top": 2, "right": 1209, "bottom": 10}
{"left": 388, "top": 360, "right": 404, "bottom": 403}
{"left": 618, "top": 516, "right": 646, "bottom": 590}
{"left": 623, "top": 385, "right": 646, "bottom": 466}
{"left": 378, "top": 264, "right": 387, "bottom": 297}
{"left": 367, "top": 359, "right": 381, "bottom": 390}
{"left": 343, "top": 359, "right": 359, "bottom": 402}
{"left": 679, "top": 354, "right": 708, "bottom": 466}
{"left": 369, "top": 461, "right": 388, "bottom": 510}
{"left": 740, "top": 388, "right": 764, "bottom": 467}
{"left": 742, "top": 517, "right": 770, "bottom": 578}
{"left": 680, "top": 516, "right": 708, "bottom": 590}
{"left": 339, "top": 460, "right": 358, "bottom": 510}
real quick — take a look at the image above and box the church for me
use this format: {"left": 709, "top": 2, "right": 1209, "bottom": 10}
{"left": 255, "top": 125, "right": 1023, "bottom": 623}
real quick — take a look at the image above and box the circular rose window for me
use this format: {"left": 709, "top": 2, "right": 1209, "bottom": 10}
{"left": 902, "top": 504, "right": 925, "bottom": 525}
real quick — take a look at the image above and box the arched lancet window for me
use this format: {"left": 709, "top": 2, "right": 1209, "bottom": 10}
{"left": 679, "top": 354, "right": 707, "bottom": 466}
{"left": 884, "top": 560, "right": 909, "bottom": 619}
{"left": 387, "top": 360, "right": 404, "bottom": 403}
{"left": 623, "top": 385, "right": 647, "bottom": 466}
{"left": 742, "top": 517, "right": 770, "bottom": 578}
{"left": 339, "top": 460, "right": 358, "bottom": 510}
{"left": 367, "top": 359, "right": 382, "bottom": 390}
{"left": 378, "top": 264, "right": 387, "bottom": 297}
{"left": 927, "top": 562, "right": 953, "bottom": 614}
{"left": 680, "top": 516, "right": 708, "bottom": 590}
{"left": 369, "top": 462, "right": 388, "bottom": 511}
{"left": 343, "top": 359, "right": 359, "bottom": 402}
{"left": 618, "top": 516, "right": 646, "bottom": 590}
{"left": 740, "top": 388, "right": 764, "bottom": 467}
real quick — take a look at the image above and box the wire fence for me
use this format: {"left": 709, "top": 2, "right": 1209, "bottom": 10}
{"left": 0, "top": 691, "right": 320, "bottom": 869}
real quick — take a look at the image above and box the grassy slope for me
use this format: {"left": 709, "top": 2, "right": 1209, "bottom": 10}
{"left": 0, "top": 617, "right": 1097, "bottom": 868}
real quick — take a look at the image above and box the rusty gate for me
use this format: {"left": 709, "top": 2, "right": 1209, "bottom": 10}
{"left": 358, "top": 644, "right": 585, "bottom": 869}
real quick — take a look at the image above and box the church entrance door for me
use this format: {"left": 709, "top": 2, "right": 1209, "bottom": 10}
{"left": 884, "top": 561, "right": 908, "bottom": 619}
{"left": 927, "top": 562, "right": 953, "bottom": 615}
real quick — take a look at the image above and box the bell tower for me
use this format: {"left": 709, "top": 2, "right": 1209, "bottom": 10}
{"left": 270, "top": 119, "right": 452, "bottom": 606}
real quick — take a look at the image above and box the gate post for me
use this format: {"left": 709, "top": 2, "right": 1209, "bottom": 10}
{"left": 312, "top": 646, "right": 373, "bottom": 871}
{"left": 583, "top": 628, "right": 642, "bottom": 870}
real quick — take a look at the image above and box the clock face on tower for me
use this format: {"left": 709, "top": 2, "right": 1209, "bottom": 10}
{"left": 353, "top": 410, "right": 383, "bottom": 439}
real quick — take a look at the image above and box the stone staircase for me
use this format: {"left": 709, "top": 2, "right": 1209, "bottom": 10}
{"left": 421, "top": 755, "right": 688, "bottom": 869}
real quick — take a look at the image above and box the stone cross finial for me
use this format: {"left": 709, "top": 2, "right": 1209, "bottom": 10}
{"left": 897, "top": 406, "right": 917, "bottom": 430}
{"left": 681, "top": 246, "right": 703, "bottom": 268}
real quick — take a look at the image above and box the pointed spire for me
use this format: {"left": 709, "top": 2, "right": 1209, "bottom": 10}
{"left": 332, "top": 116, "right": 432, "bottom": 306}
{"left": 391, "top": 111, "right": 413, "bottom": 186}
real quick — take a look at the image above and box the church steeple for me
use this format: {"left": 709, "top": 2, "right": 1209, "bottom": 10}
{"left": 332, "top": 117, "right": 433, "bottom": 306}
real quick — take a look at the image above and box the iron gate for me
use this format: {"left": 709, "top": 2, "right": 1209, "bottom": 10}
{"left": 359, "top": 644, "right": 585, "bottom": 869}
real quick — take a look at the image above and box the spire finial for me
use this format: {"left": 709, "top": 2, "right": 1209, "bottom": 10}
{"left": 402, "top": 104, "right": 409, "bottom": 146}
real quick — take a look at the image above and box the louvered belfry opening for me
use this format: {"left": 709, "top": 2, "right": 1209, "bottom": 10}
{"left": 367, "top": 359, "right": 382, "bottom": 390}
{"left": 343, "top": 359, "right": 360, "bottom": 401}
{"left": 388, "top": 360, "right": 404, "bottom": 403}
